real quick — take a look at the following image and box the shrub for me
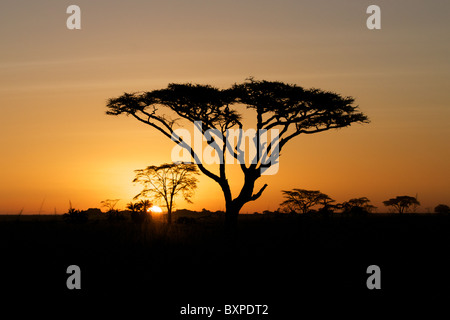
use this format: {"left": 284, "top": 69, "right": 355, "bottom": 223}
{"left": 130, "top": 211, "right": 150, "bottom": 224}
{"left": 63, "top": 207, "right": 88, "bottom": 223}
{"left": 435, "top": 204, "right": 450, "bottom": 214}
{"left": 176, "top": 217, "right": 196, "bottom": 224}
{"left": 107, "top": 209, "right": 126, "bottom": 221}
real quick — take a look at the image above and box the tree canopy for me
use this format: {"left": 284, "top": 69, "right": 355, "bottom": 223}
{"left": 133, "top": 163, "right": 199, "bottom": 224}
{"left": 338, "top": 197, "right": 376, "bottom": 215}
{"left": 434, "top": 204, "right": 450, "bottom": 214}
{"left": 280, "top": 189, "right": 333, "bottom": 214}
{"left": 383, "top": 196, "right": 420, "bottom": 214}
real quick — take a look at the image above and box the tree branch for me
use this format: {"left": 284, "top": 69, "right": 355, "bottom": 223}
{"left": 249, "top": 184, "right": 268, "bottom": 202}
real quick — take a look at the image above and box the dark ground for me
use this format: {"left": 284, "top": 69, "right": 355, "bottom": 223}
{"left": 1, "top": 212, "right": 449, "bottom": 317}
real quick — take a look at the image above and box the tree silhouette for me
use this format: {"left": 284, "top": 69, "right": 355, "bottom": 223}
{"left": 127, "top": 201, "right": 152, "bottom": 224}
{"left": 63, "top": 202, "right": 87, "bottom": 223}
{"left": 339, "top": 197, "right": 376, "bottom": 215}
{"left": 280, "top": 189, "right": 332, "bottom": 214}
{"left": 317, "top": 194, "right": 336, "bottom": 216}
{"left": 138, "top": 199, "right": 152, "bottom": 213}
{"left": 107, "top": 78, "right": 369, "bottom": 229}
{"left": 101, "top": 199, "right": 124, "bottom": 221}
{"left": 434, "top": 204, "right": 450, "bottom": 214}
{"left": 133, "top": 163, "right": 199, "bottom": 224}
{"left": 383, "top": 196, "right": 420, "bottom": 214}
{"left": 126, "top": 201, "right": 140, "bottom": 212}
{"left": 101, "top": 199, "right": 120, "bottom": 211}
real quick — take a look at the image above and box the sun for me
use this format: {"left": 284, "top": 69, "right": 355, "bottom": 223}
{"left": 148, "top": 205, "right": 163, "bottom": 214}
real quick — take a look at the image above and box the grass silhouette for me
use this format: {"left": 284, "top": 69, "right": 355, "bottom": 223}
{"left": 1, "top": 211, "right": 449, "bottom": 315}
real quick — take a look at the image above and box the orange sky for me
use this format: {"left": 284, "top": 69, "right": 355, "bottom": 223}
{"left": 0, "top": 0, "right": 449, "bottom": 214}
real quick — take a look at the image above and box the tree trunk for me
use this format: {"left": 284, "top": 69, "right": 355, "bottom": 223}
{"left": 225, "top": 204, "right": 239, "bottom": 233}
{"left": 222, "top": 170, "right": 264, "bottom": 233}
{"left": 224, "top": 194, "right": 248, "bottom": 234}
{"left": 167, "top": 208, "right": 172, "bottom": 224}
{"left": 166, "top": 198, "right": 172, "bottom": 224}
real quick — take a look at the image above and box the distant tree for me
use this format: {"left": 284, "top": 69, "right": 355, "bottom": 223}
{"left": 339, "top": 197, "right": 376, "bottom": 215}
{"left": 278, "top": 206, "right": 295, "bottom": 214}
{"left": 101, "top": 199, "right": 120, "bottom": 212}
{"left": 138, "top": 199, "right": 152, "bottom": 213}
{"left": 83, "top": 208, "right": 102, "bottom": 215}
{"left": 434, "top": 204, "right": 450, "bottom": 215}
{"left": 126, "top": 201, "right": 139, "bottom": 212}
{"left": 101, "top": 199, "right": 124, "bottom": 221}
{"left": 107, "top": 78, "right": 369, "bottom": 230}
{"left": 317, "top": 194, "right": 336, "bottom": 215}
{"left": 383, "top": 196, "right": 420, "bottom": 214}
{"left": 176, "top": 216, "right": 197, "bottom": 224}
{"left": 63, "top": 202, "right": 87, "bottom": 223}
{"left": 127, "top": 201, "right": 152, "bottom": 224}
{"left": 280, "top": 189, "right": 331, "bottom": 214}
{"left": 133, "top": 163, "right": 199, "bottom": 224}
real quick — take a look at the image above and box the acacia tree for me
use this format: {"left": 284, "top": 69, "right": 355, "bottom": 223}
{"left": 280, "top": 189, "right": 331, "bottom": 214}
{"left": 383, "top": 196, "right": 420, "bottom": 214}
{"left": 338, "top": 197, "right": 376, "bottom": 215}
{"left": 101, "top": 199, "right": 124, "bottom": 221}
{"left": 101, "top": 199, "right": 120, "bottom": 212}
{"left": 317, "top": 194, "right": 336, "bottom": 215}
{"left": 133, "top": 163, "right": 199, "bottom": 224}
{"left": 107, "top": 79, "right": 369, "bottom": 229}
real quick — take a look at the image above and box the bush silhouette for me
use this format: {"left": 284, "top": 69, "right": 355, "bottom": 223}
{"left": 63, "top": 207, "right": 88, "bottom": 223}
{"left": 338, "top": 197, "right": 375, "bottom": 216}
{"left": 176, "top": 217, "right": 196, "bottom": 224}
{"left": 127, "top": 201, "right": 151, "bottom": 224}
{"left": 106, "top": 209, "right": 126, "bottom": 222}
{"left": 435, "top": 204, "right": 450, "bottom": 214}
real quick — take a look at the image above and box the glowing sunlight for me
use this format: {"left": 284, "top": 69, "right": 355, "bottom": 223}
{"left": 148, "top": 205, "right": 163, "bottom": 214}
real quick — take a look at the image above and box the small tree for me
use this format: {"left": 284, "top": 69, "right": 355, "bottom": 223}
{"left": 127, "top": 201, "right": 152, "bottom": 224}
{"left": 101, "top": 199, "right": 124, "bottom": 221}
{"left": 383, "top": 196, "right": 420, "bottom": 214}
{"left": 339, "top": 197, "right": 376, "bottom": 215}
{"left": 63, "top": 202, "right": 87, "bottom": 223}
{"left": 138, "top": 199, "right": 152, "bottom": 213}
{"left": 434, "top": 204, "right": 450, "bottom": 215}
{"left": 133, "top": 163, "right": 199, "bottom": 224}
{"left": 280, "top": 189, "right": 330, "bottom": 214}
{"left": 101, "top": 199, "right": 120, "bottom": 211}
{"left": 317, "top": 194, "right": 336, "bottom": 216}
{"left": 126, "top": 201, "right": 140, "bottom": 212}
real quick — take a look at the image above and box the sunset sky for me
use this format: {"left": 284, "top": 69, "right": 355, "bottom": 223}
{"left": 0, "top": 0, "right": 449, "bottom": 214}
